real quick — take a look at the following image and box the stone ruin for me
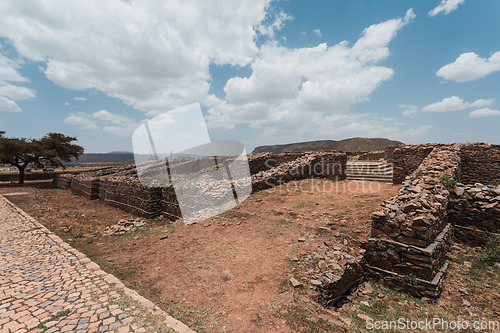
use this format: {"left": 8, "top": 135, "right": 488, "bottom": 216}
{"left": 53, "top": 143, "right": 500, "bottom": 303}
{"left": 53, "top": 151, "right": 347, "bottom": 219}
{"left": 346, "top": 143, "right": 499, "bottom": 302}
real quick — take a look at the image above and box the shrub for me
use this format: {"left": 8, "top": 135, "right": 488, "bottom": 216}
{"left": 440, "top": 174, "right": 456, "bottom": 194}
{"left": 477, "top": 233, "right": 500, "bottom": 266}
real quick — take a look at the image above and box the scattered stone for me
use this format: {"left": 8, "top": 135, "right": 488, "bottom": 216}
{"left": 220, "top": 270, "right": 234, "bottom": 282}
{"left": 357, "top": 313, "right": 370, "bottom": 321}
{"left": 289, "top": 277, "right": 302, "bottom": 288}
{"left": 459, "top": 287, "right": 469, "bottom": 295}
{"left": 250, "top": 314, "right": 259, "bottom": 325}
{"left": 310, "top": 279, "right": 322, "bottom": 287}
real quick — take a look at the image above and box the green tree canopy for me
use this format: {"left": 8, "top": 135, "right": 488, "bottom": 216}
{"left": 0, "top": 131, "right": 84, "bottom": 184}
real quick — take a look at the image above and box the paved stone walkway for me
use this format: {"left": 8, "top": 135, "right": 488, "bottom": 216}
{"left": 0, "top": 196, "right": 194, "bottom": 333}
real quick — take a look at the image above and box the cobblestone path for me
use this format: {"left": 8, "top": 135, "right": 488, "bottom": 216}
{"left": 0, "top": 196, "right": 194, "bottom": 333}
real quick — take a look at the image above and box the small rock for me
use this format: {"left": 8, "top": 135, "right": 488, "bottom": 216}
{"left": 220, "top": 270, "right": 234, "bottom": 281}
{"left": 459, "top": 287, "right": 469, "bottom": 295}
{"left": 250, "top": 314, "right": 259, "bottom": 325}
{"left": 357, "top": 313, "right": 370, "bottom": 321}
{"left": 298, "top": 236, "right": 307, "bottom": 242}
{"left": 289, "top": 277, "right": 302, "bottom": 288}
{"left": 310, "top": 279, "right": 322, "bottom": 287}
{"left": 463, "top": 299, "right": 471, "bottom": 307}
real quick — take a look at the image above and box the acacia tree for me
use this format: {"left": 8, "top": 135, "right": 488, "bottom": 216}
{"left": 0, "top": 131, "right": 84, "bottom": 184}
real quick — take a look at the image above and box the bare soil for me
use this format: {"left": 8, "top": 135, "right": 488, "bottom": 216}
{"left": 2, "top": 180, "right": 500, "bottom": 332}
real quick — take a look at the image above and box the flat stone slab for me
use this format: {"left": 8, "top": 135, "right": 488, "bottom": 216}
{"left": 0, "top": 195, "right": 194, "bottom": 333}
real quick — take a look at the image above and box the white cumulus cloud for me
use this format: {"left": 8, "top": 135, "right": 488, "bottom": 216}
{"left": 429, "top": 0, "right": 465, "bottom": 17}
{"left": 0, "top": 96, "right": 22, "bottom": 112}
{"left": 0, "top": 0, "right": 274, "bottom": 113}
{"left": 399, "top": 104, "right": 418, "bottom": 118}
{"left": 64, "top": 112, "right": 99, "bottom": 130}
{"left": 0, "top": 53, "right": 35, "bottom": 112}
{"left": 422, "top": 96, "right": 494, "bottom": 112}
{"left": 65, "top": 109, "right": 139, "bottom": 136}
{"left": 469, "top": 108, "right": 500, "bottom": 118}
{"left": 74, "top": 97, "right": 87, "bottom": 101}
{"left": 206, "top": 9, "right": 416, "bottom": 135}
{"left": 437, "top": 52, "right": 500, "bottom": 82}
{"left": 313, "top": 29, "right": 322, "bottom": 37}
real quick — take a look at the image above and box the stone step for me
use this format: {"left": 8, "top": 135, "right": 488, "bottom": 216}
{"left": 346, "top": 176, "right": 393, "bottom": 183}
{"left": 346, "top": 173, "right": 392, "bottom": 178}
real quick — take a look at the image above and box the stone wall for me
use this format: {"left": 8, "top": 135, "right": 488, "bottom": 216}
{"left": 391, "top": 145, "right": 434, "bottom": 184}
{"left": 459, "top": 143, "right": 500, "bottom": 185}
{"left": 52, "top": 151, "right": 346, "bottom": 221}
{"left": 363, "top": 144, "right": 461, "bottom": 299}
{"left": 449, "top": 183, "right": 500, "bottom": 245}
{"left": 53, "top": 174, "right": 75, "bottom": 189}
{"left": 99, "top": 180, "right": 163, "bottom": 218}
{"left": 251, "top": 151, "right": 346, "bottom": 192}
{"left": 70, "top": 177, "right": 100, "bottom": 200}
{"left": 248, "top": 152, "right": 309, "bottom": 175}
{"left": 357, "top": 151, "right": 386, "bottom": 161}
{"left": 161, "top": 186, "right": 182, "bottom": 221}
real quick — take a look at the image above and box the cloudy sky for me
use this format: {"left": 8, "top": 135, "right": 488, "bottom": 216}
{"left": 0, "top": 0, "right": 499, "bottom": 153}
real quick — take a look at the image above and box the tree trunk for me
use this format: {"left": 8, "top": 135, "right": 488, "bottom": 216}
{"left": 17, "top": 165, "right": 26, "bottom": 184}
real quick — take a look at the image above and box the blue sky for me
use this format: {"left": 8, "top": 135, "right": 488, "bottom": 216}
{"left": 0, "top": 0, "right": 499, "bottom": 153}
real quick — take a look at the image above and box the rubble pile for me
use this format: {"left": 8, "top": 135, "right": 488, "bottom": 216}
{"left": 101, "top": 218, "right": 147, "bottom": 236}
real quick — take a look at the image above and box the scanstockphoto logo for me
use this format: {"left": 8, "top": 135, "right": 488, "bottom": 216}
{"left": 131, "top": 103, "right": 252, "bottom": 225}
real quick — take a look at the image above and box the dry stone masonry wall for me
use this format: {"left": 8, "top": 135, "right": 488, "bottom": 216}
{"left": 449, "top": 183, "right": 500, "bottom": 245}
{"left": 364, "top": 142, "right": 500, "bottom": 300}
{"left": 363, "top": 144, "right": 461, "bottom": 298}
{"left": 53, "top": 151, "right": 347, "bottom": 221}
{"left": 251, "top": 151, "right": 346, "bottom": 192}
{"left": 459, "top": 143, "right": 500, "bottom": 185}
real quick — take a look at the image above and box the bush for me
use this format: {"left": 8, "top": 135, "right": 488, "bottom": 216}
{"left": 440, "top": 174, "right": 456, "bottom": 194}
{"left": 477, "top": 234, "right": 500, "bottom": 266}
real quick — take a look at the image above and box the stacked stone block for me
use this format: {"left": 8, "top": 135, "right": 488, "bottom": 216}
{"left": 364, "top": 144, "right": 461, "bottom": 299}
{"left": 449, "top": 183, "right": 500, "bottom": 245}
{"left": 70, "top": 176, "right": 100, "bottom": 200}
{"left": 53, "top": 173, "right": 75, "bottom": 189}
{"left": 251, "top": 151, "right": 346, "bottom": 192}
{"left": 391, "top": 145, "right": 434, "bottom": 184}
{"left": 459, "top": 143, "right": 500, "bottom": 185}
{"left": 99, "top": 180, "right": 163, "bottom": 218}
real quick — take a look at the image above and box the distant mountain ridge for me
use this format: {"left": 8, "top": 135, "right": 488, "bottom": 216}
{"left": 252, "top": 138, "right": 403, "bottom": 154}
{"left": 71, "top": 153, "right": 135, "bottom": 164}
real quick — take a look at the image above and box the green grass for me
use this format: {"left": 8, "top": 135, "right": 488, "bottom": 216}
{"left": 293, "top": 200, "right": 313, "bottom": 209}
{"left": 274, "top": 305, "right": 339, "bottom": 333}
{"left": 473, "top": 233, "right": 500, "bottom": 268}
